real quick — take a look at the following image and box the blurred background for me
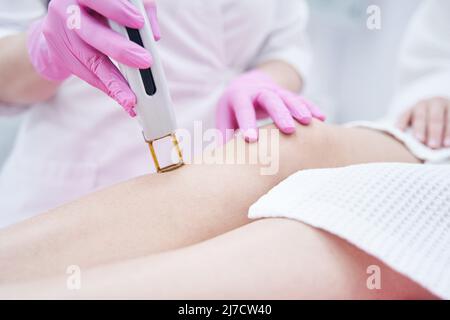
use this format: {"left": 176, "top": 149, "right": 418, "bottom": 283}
{"left": 0, "top": 0, "right": 421, "bottom": 169}
{"left": 306, "top": 0, "right": 421, "bottom": 122}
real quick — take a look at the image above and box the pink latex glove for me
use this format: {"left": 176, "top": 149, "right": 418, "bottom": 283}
{"left": 27, "top": 0, "right": 161, "bottom": 117}
{"left": 216, "top": 70, "right": 326, "bottom": 143}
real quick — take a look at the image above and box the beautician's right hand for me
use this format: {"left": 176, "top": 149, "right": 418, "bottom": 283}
{"left": 27, "top": 0, "right": 160, "bottom": 116}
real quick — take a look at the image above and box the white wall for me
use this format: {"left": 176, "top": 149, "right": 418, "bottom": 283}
{"left": 306, "top": 0, "right": 421, "bottom": 123}
{"left": 0, "top": 117, "right": 21, "bottom": 166}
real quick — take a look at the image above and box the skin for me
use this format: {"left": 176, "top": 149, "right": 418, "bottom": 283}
{"left": 258, "top": 60, "right": 303, "bottom": 93}
{"left": 0, "top": 58, "right": 304, "bottom": 284}
{"left": 0, "top": 3, "right": 439, "bottom": 300}
{"left": 0, "top": 121, "right": 434, "bottom": 300}
{"left": 397, "top": 97, "right": 450, "bottom": 149}
{"left": 0, "top": 33, "right": 59, "bottom": 104}
{"left": 2, "top": 219, "right": 433, "bottom": 300}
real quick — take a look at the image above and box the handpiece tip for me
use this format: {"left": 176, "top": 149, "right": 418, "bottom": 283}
{"left": 147, "top": 133, "right": 184, "bottom": 173}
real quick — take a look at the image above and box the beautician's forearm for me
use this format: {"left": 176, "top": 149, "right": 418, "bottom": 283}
{"left": 0, "top": 33, "right": 59, "bottom": 104}
{"left": 257, "top": 60, "right": 303, "bottom": 93}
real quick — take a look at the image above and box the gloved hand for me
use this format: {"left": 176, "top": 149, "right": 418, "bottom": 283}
{"left": 216, "top": 70, "right": 325, "bottom": 143}
{"left": 27, "top": 0, "right": 160, "bottom": 117}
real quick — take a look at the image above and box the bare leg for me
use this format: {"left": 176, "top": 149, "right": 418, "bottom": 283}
{"left": 0, "top": 122, "right": 419, "bottom": 283}
{"left": 1, "top": 219, "right": 435, "bottom": 300}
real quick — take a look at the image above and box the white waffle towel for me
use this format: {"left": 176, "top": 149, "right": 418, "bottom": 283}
{"left": 249, "top": 163, "right": 450, "bottom": 299}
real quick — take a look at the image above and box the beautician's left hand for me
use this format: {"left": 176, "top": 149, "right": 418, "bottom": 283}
{"left": 397, "top": 97, "right": 450, "bottom": 149}
{"left": 216, "top": 70, "right": 325, "bottom": 143}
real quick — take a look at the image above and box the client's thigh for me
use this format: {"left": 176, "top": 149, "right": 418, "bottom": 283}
{"left": 0, "top": 121, "right": 419, "bottom": 284}
{"left": 122, "top": 218, "right": 435, "bottom": 300}
{"left": 22, "top": 218, "right": 434, "bottom": 300}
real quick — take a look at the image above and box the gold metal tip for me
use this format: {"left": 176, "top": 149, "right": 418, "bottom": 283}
{"left": 147, "top": 133, "right": 184, "bottom": 173}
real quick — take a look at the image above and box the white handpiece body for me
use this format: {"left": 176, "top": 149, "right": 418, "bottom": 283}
{"left": 108, "top": 0, "right": 177, "bottom": 142}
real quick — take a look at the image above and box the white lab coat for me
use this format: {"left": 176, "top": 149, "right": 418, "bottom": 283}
{"left": 0, "top": 0, "right": 311, "bottom": 227}
{"left": 389, "top": 0, "right": 450, "bottom": 120}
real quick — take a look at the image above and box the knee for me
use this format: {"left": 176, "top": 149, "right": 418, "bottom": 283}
{"left": 292, "top": 118, "right": 338, "bottom": 150}
{"left": 284, "top": 120, "right": 342, "bottom": 170}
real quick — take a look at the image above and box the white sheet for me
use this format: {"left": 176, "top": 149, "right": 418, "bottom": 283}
{"left": 347, "top": 120, "right": 450, "bottom": 164}
{"left": 249, "top": 163, "right": 450, "bottom": 299}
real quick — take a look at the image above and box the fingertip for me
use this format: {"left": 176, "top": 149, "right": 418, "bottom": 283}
{"left": 129, "top": 108, "right": 137, "bottom": 118}
{"left": 291, "top": 105, "right": 312, "bottom": 125}
{"left": 126, "top": 48, "right": 153, "bottom": 69}
{"left": 125, "top": 10, "right": 145, "bottom": 29}
{"left": 310, "top": 109, "right": 326, "bottom": 122}
{"left": 133, "top": 48, "right": 153, "bottom": 68}
{"left": 122, "top": 104, "right": 137, "bottom": 117}
{"left": 245, "top": 136, "right": 259, "bottom": 143}
{"left": 277, "top": 117, "right": 297, "bottom": 134}
{"left": 316, "top": 114, "right": 326, "bottom": 122}
{"left": 428, "top": 138, "right": 441, "bottom": 149}
{"left": 130, "top": 16, "right": 145, "bottom": 29}
{"left": 415, "top": 133, "right": 426, "bottom": 143}
{"left": 143, "top": 1, "right": 161, "bottom": 41}
{"left": 143, "top": 54, "right": 153, "bottom": 68}
{"left": 299, "top": 99, "right": 325, "bottom": 122}
{"left": 115, "top": 91, "right": 137, "bottom": 115}
{"left": 125, "top": 105, "right": 137, "bottom": 117}
{"left": 149, "top": 15, "right": 161, "bottom": 41}
{"left": 119, "top": 0, "right": 146, "bottom": 28}
{"left": 281, "top": 126, "right": 296, "bottom": 135}
{"left": 295, "top": 116, "right": 312, "bottom": 126}
{"left": 244, "top": 128, "right": 258, "bottom": 143}
{"left": 444, "top": 137, "right": 450, "bottom": 148}
{"left": 80, "top": 0, "right": 145, "bottom": 29}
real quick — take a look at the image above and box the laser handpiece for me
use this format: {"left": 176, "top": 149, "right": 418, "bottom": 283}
{"left": 109, "top": 0, "right": 184, "bottom": 173}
